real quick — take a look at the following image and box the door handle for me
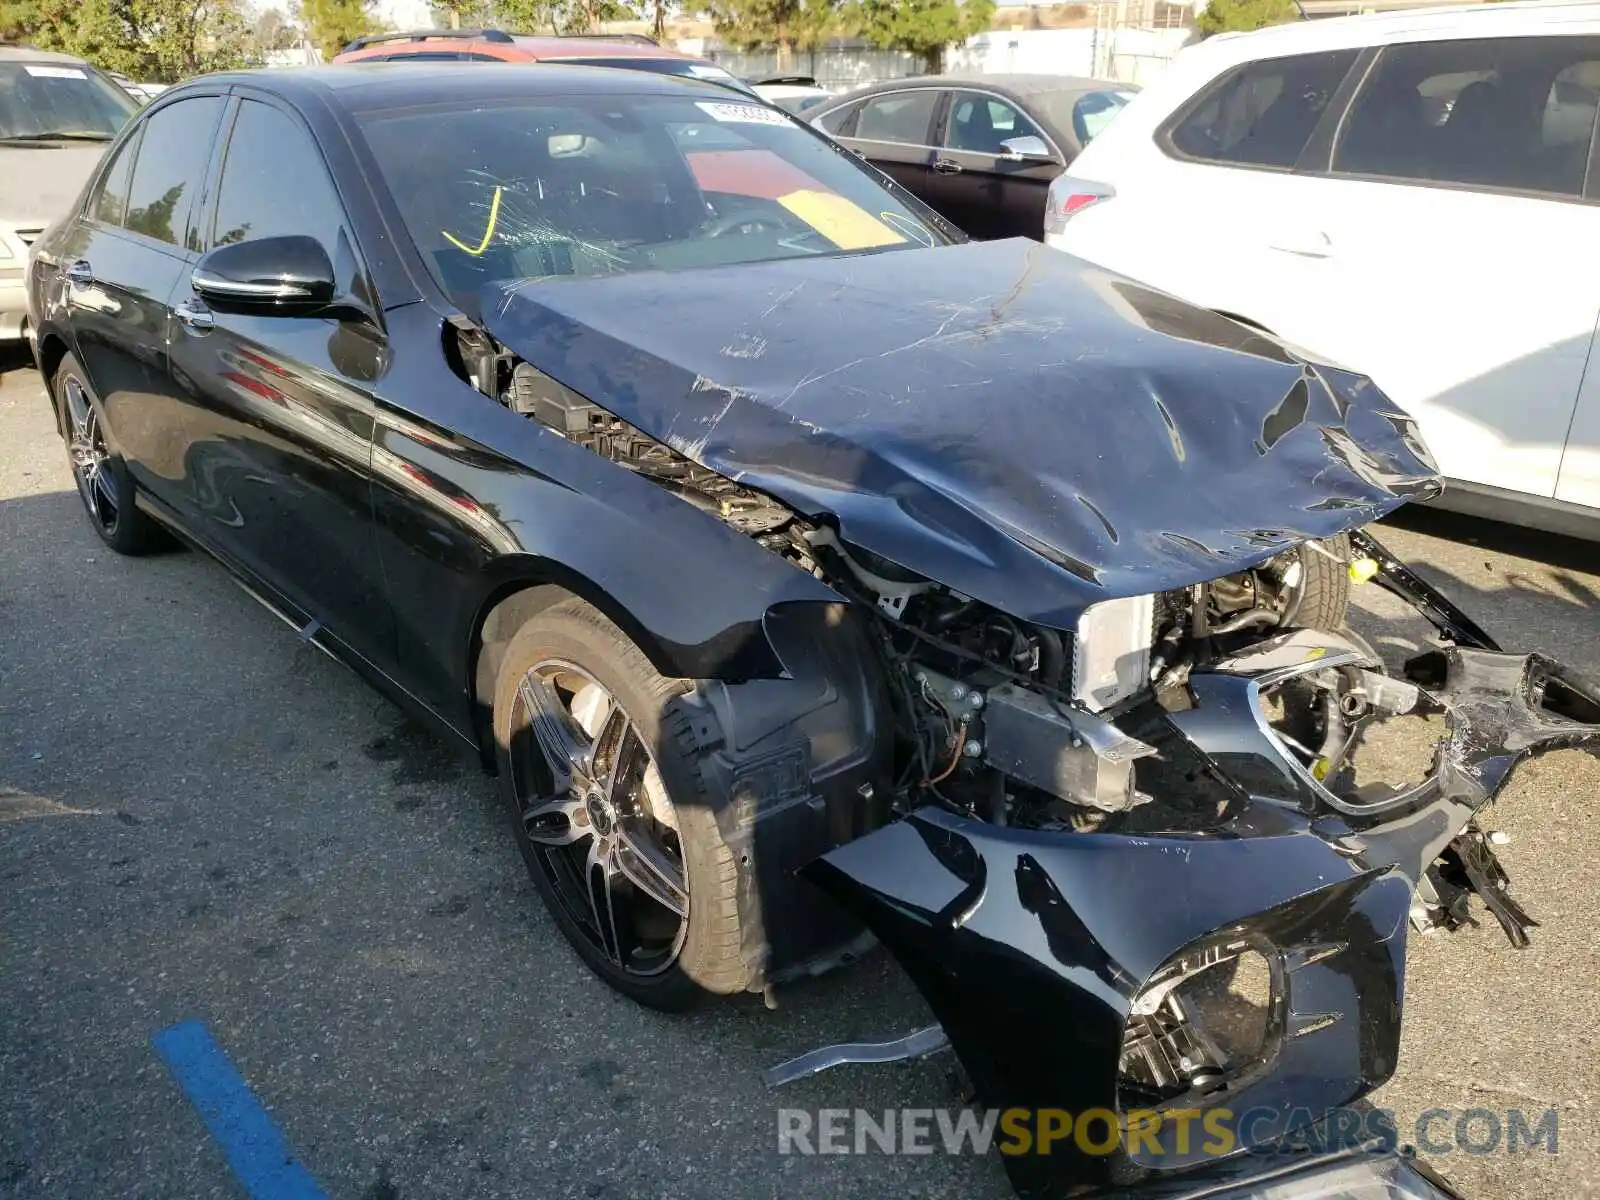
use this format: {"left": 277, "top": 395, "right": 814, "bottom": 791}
{"left": 176, "top": 298, "right": 215, "bottom": 334}
{"left": 933, "top": 158, "right": 963, "bottom": 175}
{"left": 64, "top": 259, "right": 119, "bottom": 314}
{"left": 1268, "top": 230, "right": 1333, "bottom": 258}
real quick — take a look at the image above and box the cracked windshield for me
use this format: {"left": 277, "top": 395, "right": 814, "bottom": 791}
{"left": 356, "top": 94, "right": 954, "bottom": 308}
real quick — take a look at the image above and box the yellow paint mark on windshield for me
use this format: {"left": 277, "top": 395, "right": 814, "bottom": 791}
{"left": 442, "top": 186, "right": 503, "bottom": 257}
{"left": 777, "top": 190, "right": 906, "bottom": 251}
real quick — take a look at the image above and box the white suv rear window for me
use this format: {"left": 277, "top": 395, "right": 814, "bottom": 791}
{"left": 1164, "top": 49, "right": 1358, "bottom": 169}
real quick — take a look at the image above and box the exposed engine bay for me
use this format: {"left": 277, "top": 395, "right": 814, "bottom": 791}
{"left": 490, "top": 352, "right": 1513, "bottom": 841}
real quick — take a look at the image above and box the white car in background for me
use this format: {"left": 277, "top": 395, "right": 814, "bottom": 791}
{"left": 0, "top": 44, "right": 139, "bottom": 341}
{"left": 748, "top": 75, "right": 834, "bottom": 115}
{"left": 1046, "top": 0, "right": 1600, "bottom": 537}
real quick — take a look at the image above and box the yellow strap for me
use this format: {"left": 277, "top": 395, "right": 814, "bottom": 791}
{"left": 441, "top": 186, "right": 503, "bottom": 257}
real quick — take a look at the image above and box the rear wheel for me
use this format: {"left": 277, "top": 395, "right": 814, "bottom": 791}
{"left": 493, "top": 597, "right": 750, "bottom": 1010}
{"left": 54, "top": 354, "right": 167, "bottom": 555}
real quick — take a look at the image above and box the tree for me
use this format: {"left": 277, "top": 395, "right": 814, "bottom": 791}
{"left": 29, "top": 0, "right": 254, "bottom": 81}
{"left": 1194, "top": 0, "right": 1298, "bottom": 37}
{"left": 433, "top": 0, "right": 491, "bottom": 29}
{"left": 250, "top": 5, "right": 303, "bottom": 53}
{"left": 491, "top": 0, "right": 558, "bottom": 33}
{"left": 489, "top": 0, "right": 634, "bottom": 35}
{"left": 299, "top": 0, "right": 373, "bottom": 58}
{"left": 0, "top": 0, "right": 44, "bottom": 42}
{"left": 848, "top": 0, "right": 992, "bottom": 73}
{"left": 704, "top": 0, "right": 837, "bottom": 72}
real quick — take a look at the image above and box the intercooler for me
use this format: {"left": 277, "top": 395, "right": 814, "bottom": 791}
{"left": 1070, "top": 593, "right": 1157, "bottom": 711}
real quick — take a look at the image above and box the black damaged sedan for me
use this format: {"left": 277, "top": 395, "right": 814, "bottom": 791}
{"left": 26, "top": 64, "right": 1600, "bottom": 1200}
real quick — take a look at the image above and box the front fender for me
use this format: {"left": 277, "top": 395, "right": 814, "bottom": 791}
{"left": 366, "top": 307, "right": 845, "bottom": 731}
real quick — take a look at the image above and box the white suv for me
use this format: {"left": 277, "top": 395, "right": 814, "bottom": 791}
{"left": 1046, "top": 1, "right": 1600, "bottom": 537}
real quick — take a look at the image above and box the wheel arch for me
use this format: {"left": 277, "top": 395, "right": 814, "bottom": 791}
{"left": 464, "top": 554, "right": 790, "bottom": 766}
{"left": 35, "top": 330, "right": 72, "bottom": 437}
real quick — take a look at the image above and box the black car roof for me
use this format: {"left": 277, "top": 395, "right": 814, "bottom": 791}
{"left": 822, "top": 72, "right": 1127, "bottom": 106}
{"left": 171, "top": 61, "right": 742, "bottom": 110}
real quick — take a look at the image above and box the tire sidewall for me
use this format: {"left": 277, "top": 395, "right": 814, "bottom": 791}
{"left": 492, "top": 600, "right": 744, "bottom": 1010}
{"left": 54, "top": 355, "right": 144, "bottom": 554}
{"left": 1296, "top": 533, "right": 1353, "bottom": 631}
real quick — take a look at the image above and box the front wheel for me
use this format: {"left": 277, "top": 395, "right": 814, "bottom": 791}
{"left": 493, "top": 597, "right": 751, "bottom": 1011}
{"left": 54, "top": 354, "right": 167, "bottom": 555}
{"left": 1285, "top": 533, "right": 1353, "bottom": 631}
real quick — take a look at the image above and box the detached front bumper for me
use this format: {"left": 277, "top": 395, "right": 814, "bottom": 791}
{"left": 1156, "top": 1148, "right": 1461, "bottom": 1200}
{"left": 803, "top": 625, "right": 1600, "bottom": 1197}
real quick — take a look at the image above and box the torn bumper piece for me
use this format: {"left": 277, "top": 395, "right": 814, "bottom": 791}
{"left": 1148, "top": 1148, "right": 1461, "bottom": 1200}
{"left": 800, "top": 645, "right": 1600, "bottom": 1198}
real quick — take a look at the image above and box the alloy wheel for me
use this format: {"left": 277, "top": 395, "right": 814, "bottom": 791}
{"left": 510, "top": 660, "right": 689, "bottom": 976}
{"left": 62, "top": 375, "right": 119, "bottom": 535}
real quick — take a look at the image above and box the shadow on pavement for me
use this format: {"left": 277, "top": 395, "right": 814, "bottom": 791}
{"left": 1386, "top": 502, "right": 1598, "bottom": 577}
{"left": 0, "top": 343, "right": 36, "bottom": 380}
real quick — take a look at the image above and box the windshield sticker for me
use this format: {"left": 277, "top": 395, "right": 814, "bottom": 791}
{"left": 23, "top": 65, "right": 89, "bottom": 79}
{"left": 696, "top": 101, "right": 790, "bottom": 127}
{"left": 776, "top": 189, "right": 906, "bottom": 251}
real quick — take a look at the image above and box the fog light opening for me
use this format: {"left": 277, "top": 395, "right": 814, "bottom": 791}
{"left": 1119, "top": 938, "right": 1277, "bottom": 1110}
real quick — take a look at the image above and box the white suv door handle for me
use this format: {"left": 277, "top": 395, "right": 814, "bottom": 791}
{"left": 1269, "top": 230, "right": 1334, "bottom": 259}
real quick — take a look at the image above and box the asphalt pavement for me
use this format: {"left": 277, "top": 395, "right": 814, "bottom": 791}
{"left": 2, "top": 346, "right": 1597, "bottom": 1200}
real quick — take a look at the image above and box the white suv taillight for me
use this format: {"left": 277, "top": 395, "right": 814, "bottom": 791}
{"left": 1044, "top": 176, "right": 1114, "bottom": 237}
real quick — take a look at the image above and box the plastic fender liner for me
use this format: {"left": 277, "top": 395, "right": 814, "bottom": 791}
{"left": 802, "top": 807, "right": 1415, "bottom": 1197}
{"left": 670, "top": 601, "right": 894, "bottom": 984}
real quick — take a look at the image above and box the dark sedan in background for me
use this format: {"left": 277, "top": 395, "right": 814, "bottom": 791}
{"left": 808, "top": 73, "right": 1134, "bottom": 239}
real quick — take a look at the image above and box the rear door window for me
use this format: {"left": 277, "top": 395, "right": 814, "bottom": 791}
{"left": 814, "top": 97, "right": 863, "bottom": 135}
{"left": 1331, "top": 35, "right": 1600, "bottom": 197}
{"left": 1165, "top": 49, "right": 1359, "bottom": 168}
{"left": 854, "top": 90, "right": 940, "bottom": 146}
{"left": 88, "top": 127, "right": 140, "bottom": 226}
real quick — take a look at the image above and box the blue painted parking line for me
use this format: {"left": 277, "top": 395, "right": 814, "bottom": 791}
{"left": 151, "top": 1019, "right": 327, "bottom": 1200}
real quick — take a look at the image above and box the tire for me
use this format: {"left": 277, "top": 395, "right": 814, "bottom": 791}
{"left": 493, "top": 596, "right": 749, "bottom": 1011}
{"left": 1289, "top": 533, "right": 1352, "bottom": 631}
{"left": 53, "top": 354, "right": 168, "bottom": 555}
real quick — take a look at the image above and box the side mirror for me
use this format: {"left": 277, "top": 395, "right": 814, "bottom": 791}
{"left": 192, "top": 235, "right": 336, "bottom": 314}
{"left": 999, "top": 134, "right": 1054, "bottom": 163}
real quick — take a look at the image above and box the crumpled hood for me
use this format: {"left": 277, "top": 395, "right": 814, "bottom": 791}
{"left": 483, "top": 239, "right": 1440, "bottom": 627}
{"left": 0, "top": 145, "right": 105, "bottom": 229}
